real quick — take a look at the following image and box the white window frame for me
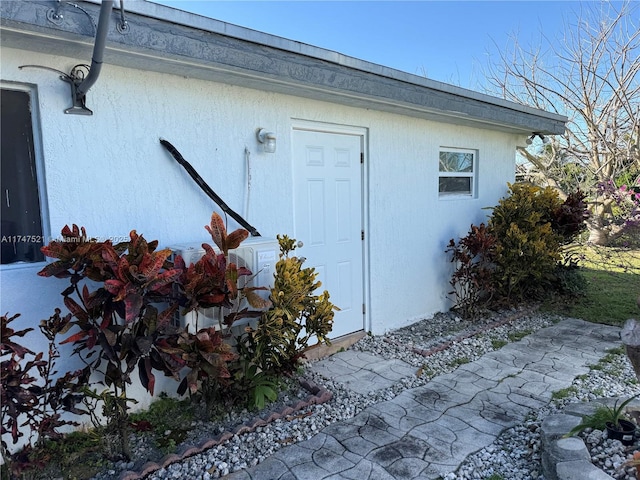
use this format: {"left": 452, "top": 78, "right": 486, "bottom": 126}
{"left": 438, "top": 147, "right": 477, "bottom": 199}
{"left": 1, "top": 82, "right": 50, "bottom": 269}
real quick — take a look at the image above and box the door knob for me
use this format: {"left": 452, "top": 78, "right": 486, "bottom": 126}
{"left": 297, "top": 241, "right": 304, "bottom": 248}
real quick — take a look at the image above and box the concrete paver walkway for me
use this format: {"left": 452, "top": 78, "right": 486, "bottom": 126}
{"left": 311, "top": 351, "right": 417, "bottom": 395}
{"left": 226, "top": 318, "right": 621, "bottom": 480}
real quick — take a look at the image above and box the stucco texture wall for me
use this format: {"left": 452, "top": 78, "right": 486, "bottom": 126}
{"left": 1, "top": 46, "right": 519, "bottom": 375}
{"left": 366, "top": 117, "right": 516, "bottom": 333}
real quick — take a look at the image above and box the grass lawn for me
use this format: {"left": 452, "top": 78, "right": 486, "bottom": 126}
{"left": 543, "top": 245, "right": 640, "bottom": 326}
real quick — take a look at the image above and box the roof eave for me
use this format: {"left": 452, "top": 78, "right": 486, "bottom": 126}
{"left": 0, "top": 0, "right": 567, "bottom": 135}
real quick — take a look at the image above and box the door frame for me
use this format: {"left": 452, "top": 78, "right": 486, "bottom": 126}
{"left": 291, "top": 119, "right": 371, "bottom": 335}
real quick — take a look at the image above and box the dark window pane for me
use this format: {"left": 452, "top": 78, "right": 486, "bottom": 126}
{"left": 1, "top": 89, "right": 44, "bottom": 264}
{"left": 439, "top": 177, "right": 472, "bottom": 195}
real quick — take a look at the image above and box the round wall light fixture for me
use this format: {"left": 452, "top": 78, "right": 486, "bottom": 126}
{"left": 257, "top": 128, "right": 276, "bottom": 153}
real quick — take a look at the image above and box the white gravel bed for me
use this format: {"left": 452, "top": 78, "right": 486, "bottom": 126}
{"left": 91, "top": 310, "right": 638, "bottom": 480}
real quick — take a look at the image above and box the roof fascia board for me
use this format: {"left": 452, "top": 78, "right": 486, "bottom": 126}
{"left": 122, "top": 0, "right": 567, "bottom": 126}
{"left": 1, "top": 0, "right": 566, "bottom": 134}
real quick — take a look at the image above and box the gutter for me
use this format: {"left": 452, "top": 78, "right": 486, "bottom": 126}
{"left": 64, "top": 0, "right": 113, "bottom": 115}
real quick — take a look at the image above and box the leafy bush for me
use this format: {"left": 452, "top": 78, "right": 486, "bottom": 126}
{"left": 227, "top": 358, "right": 280, "bottom": 411}
{"left": 565, "top": 394, "right": 638, "bottom": 437}
{"left": 447, "top": 184, "right": 589, "bottom": 316}
{"left": 445, "top": 223, "right": 496, "bottom": 319}
{"left": 550, "top": 256, "right": 588, "bottom": 298}
{"left": 1, "top": 312, "right": 90, "bottom": 477}
{"left": 38, "top": 226, "right": 183, "bottom": 393}
{"left": 36, "top": 226, "right": 187, "bottom": 459}
{"left": 4, "top": 212, "right": 338, "bottom": 468}
{"left": 156, "top": 213, "right": 269, "bottom": 412}
{"left": 35, "top": 213, "right": 265, "bottom": 458}
{"left": 489, "top": 184, "right": 566, "bottom": 300}
{"left": 551, "top": 189, "right": 589, "bottom": 242}
{"left": 238, "top": 235, "right": 338, "bottom": 374}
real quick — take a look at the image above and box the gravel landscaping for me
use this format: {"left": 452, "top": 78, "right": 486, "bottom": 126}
{"left": 89, "top": 308, "right": 639, "bottom": 480}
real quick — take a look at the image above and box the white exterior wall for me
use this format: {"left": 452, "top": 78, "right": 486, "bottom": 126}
{"left": 367, "top": 120, "right": 515, "bottom": 334}
{"left": 1, "top": 46, "right": 518, "bottom": 400}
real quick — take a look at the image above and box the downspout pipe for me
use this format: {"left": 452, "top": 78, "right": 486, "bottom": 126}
{"left": 76, "top": 0, "right": 113, "bottom": 99}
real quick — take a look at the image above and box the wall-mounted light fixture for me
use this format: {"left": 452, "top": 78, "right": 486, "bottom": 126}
{"left": 526, "top": 132, "right": 550, "bottom": 145}
{"left": 257, "top": 128, "right": 276, "bottom": 153}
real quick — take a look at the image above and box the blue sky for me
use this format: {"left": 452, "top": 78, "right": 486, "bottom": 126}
{"left": 152, "top": 1, "right": 588, "bottom": 91}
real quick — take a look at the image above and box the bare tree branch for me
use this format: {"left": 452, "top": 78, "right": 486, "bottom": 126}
{"left": 485, "top": 1, "right": 640, "bottom": 245}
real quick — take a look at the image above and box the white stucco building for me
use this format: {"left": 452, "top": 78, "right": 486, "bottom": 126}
{"left": 1, "top": 1, "right": 566, "bottom": 372}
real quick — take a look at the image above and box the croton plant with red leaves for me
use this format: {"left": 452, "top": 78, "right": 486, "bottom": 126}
{"left": 1, "top": 311, "right": 90, "bottom": 475}
{"left": 4, "top": 212, "right": 335, "bottom": 467}
{"left": 37, "top": 213, "right": 262, "bottom": 398}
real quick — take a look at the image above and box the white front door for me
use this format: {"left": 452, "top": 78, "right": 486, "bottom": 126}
{"left": 293, "top": 128, "right": 364, "bottom": 338}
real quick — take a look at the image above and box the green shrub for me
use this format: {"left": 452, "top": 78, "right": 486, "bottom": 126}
{"left": 238, "top": 235, "right": 338, "bottom": 374}
{"left": 447, "top": 184, "right": 589, "bottom": 316}
{"left": 489, "top": 183, "right": 564, "bottom": 301}
{"left": 551, "top": 260, "right": 588, "bottom": 297}
{"left": 491, "top": 339, "right": 508, "bottom": 349}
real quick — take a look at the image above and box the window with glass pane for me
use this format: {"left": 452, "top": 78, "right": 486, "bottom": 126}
{"left": 439, "top": 148, "right": 476, "bottom": 197}
{"left": 1, "top": 87, "right": 45, "bottom": 264}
